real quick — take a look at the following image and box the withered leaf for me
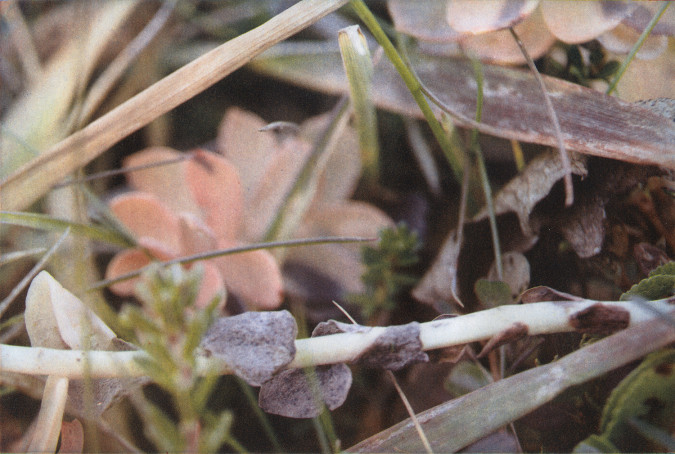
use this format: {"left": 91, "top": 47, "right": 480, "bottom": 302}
{"left": 200, "top": 310, "right": 298, "bottom": 386}
{"left": 58, "top": 419, "right": 84, "bottom": 454}
{"left": 477, "top": 322, "right": 529, "bottom": 358}
{"left": 569, "top": 303, "right": 630, "bottom": 335}
{"left": 66, "top": 338, "right": 149, "bottom": 418}
{"left": 254, "top": 51, "right": 675, "bottom": 169}
{"left": 559, "top": 195, "right": 606, "bottom": 258}
{"left": 520, "top": 286, "right": 584, "bottom": 303}
{"left": 355, "top": 323, "right": 429, "bottom": 370}
{"left": 415, "top": 151, "right": 584, "bottom": 307}
{"left": 473, "top": 151, "right": 588, "bottom": 236}
{"left": 258, "top": 364, "right": 352, "bottom": 418}
{"left": 314, "top": 320, "right": 429, "bottom": 370}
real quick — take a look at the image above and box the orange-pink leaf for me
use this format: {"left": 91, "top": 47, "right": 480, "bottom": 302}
{"left": 446, "top": 0, "right": 538, "bottom": 35}
{"left": 216, "top": 107, "right": 279, "bottom": 203}
{"left": 123, "top": 147, "right": 197, "bottom": 215}
{"left": 105, "top": 249, "right": 153, "bottom": 296}
{"left": 459, "top": 8, "right": 555, "bottom": 65}
{"left": 59, "top": 419, "right": 84, "bottom": 454}
{"left": 540, "top": 0, "right": 633, "bottom": 44}
{"left": 184, "top": 149, "right": 244, "bottom": 241}
{"left": 194, "top": 263, "right": 226, "bottom": 310}
{"left": 212, "top": 239, "right": 283, "bottom": 310}
{"left": 109, "top": 192, "right": 181, "bottom": 251}
{"left": 178, "top": 212, "right": 218, "bottom": 255}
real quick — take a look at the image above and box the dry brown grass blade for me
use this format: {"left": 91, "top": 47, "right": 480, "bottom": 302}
{"left": 0, "top": 0, "right": 349, "bottom": 212}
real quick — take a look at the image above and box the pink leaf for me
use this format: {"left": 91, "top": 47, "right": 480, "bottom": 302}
{"left": 388, "top": 0, "right": 461, "bottom": 42}
{"left": 184, "top": 149, "right": 244, "bottom": 241}
{"left": 123, "top": 147, "right": 197, "bottom": 215}
{"left": 105, "top": 249, "right": 153, "bottom": 296}
{"left": 109, "top": 192, "right": 181, "bottom": 252}
{"left": 540, "top": 0, "right": 634, "bottom": 44}
{"left": 178, "top": 212, "right": 218, "bottom": 255}
{"left": 446, "top": 0, "right": 539, "bottom": 34}
{"left": 212, "top": 239, "right": 283, "bottom": 310}
{"left": 194, "top": 263, "right": 226, "bottom": 310}
{"left": 459, "top": 8, "right": 555, "bottom": 65}
{"left": 216, "top": 107, "right": 279, "bottom": 203}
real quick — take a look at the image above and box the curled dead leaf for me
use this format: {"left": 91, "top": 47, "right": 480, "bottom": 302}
{"left": 25, "top": 271, "right": 115, "bottom": 350}
{"left": 258, "top": 364, "right": 352, "bottom": 418}
{"left": 200, "top": 310, "right": 298, "bottom": 386}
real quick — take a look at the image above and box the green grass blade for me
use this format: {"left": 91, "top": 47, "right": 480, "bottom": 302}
{"left": 1, "top": 211, "right": 132, "bottom": 248}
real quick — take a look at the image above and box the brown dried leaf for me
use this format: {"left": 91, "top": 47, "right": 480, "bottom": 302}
{"left": 473, "top": 151, "right": 588, "bottom": 236}
{"left": 477, "top": 322, "right": 528, "bottom": 358}
{"left": 520, "top": 286, "right": 583, "bottom": 303}
{"left": 58, "top": 419, "right": 84, "bottom": 454}
{"left": 559, "top": 196, "right": 606, "bottom": 258}
{"left": 414, "top": 151, "right": 585, "bottom": 307}
{"left": 313, "top": 320, "right": 429, "bottom": 370}
{"left": 569, "top": 303, "right": 630, "bottom": 335}
{"left": 200, "top": 310, "right": 297, "bottom": 386}
{"left": 253, "top": 51, "right": 675, "bottom": 168}
{"left": 258, "top": 364, "right": 352, "bottom": 418}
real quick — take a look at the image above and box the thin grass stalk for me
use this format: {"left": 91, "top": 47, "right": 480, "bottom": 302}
{"left": 606, "top": 2, "right": 670, "bottom": 95}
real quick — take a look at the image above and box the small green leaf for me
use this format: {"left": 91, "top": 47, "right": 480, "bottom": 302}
{"left": 444, "top": 360, "right": 492, "bottom": 397}
{"left": 474, "top": 279, "right": 512, "bottom": 308}
{"left": 620, "top": 261, "right": 675, "bottom": 301}
{"left": 575, "top": 349, "right": 675, "bottom": 452}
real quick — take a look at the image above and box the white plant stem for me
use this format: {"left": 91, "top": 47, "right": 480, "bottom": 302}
{"left": 1, "top": 299, "right": 672, "bottom": 379}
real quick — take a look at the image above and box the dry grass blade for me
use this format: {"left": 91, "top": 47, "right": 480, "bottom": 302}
{"left": 253, "top": 49, "right": 675, "bottom": 169}
{"left": 348, "top": 313, "right": 675, "bottom": 453}
{"left": 0, "top": 0, "right": 350, "bottom": 212}
{"left": 509, "top": 27, "right": 573, "bottom": 206}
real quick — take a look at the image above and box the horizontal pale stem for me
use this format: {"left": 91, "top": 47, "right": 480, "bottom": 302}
{"left": 1, "top": 299, "right": 671, "bottom": 379}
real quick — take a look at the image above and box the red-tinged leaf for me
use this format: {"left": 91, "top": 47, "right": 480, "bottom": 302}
{"left": 58, "top": 419, "right": 84, "bottom": 454}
